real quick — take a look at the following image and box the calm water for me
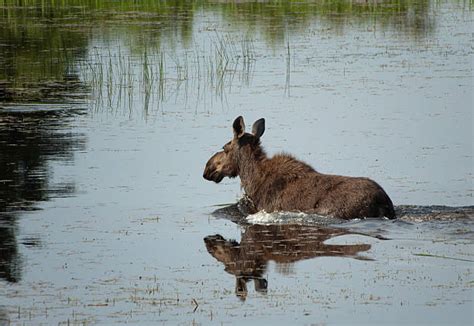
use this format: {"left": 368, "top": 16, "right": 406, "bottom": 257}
{"left": 0, "top": 1, "right": 473, "bottom": 325}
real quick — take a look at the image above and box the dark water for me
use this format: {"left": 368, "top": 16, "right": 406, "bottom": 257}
{"left": 0, "top": 1, "right": 473, "bottom": 325}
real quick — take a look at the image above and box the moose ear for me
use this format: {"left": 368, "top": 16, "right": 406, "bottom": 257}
{"left": 252, "top": 118, "right": 265, "bottom": 139}
{"left": 233, "top": 116, "right": 245, "bottom": 138}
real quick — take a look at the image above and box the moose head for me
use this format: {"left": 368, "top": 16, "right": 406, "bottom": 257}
{"left": 203, "top": 116, "right": 265, "bottom": 183}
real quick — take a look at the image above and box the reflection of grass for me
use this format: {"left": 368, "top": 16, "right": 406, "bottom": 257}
{"left": 214, "top": 0, "right": 436, "bottom": 43}
{"left": 0, "top": 14, "right": 88, "bottom": 102}
{"left": 0, "top": 0, "right": 457, "bottom": 106}
{"left": 1, "top": 0, "right": 438, "bottom": 45}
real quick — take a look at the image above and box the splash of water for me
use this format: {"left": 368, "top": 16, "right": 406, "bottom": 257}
{"left": 246, "top": 210, "right": 345, "bottom": 225}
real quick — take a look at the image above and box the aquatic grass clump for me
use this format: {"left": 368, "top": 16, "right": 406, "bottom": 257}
{"left": 76, "top": 32, "right": 257, "bottom": 116}
{"left": 285, "top": 39, "right": 291, "bottom": 96}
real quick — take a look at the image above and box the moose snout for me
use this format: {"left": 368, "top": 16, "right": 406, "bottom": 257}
{"left": 203, "top": 166, "right": 214, "bottom": 181}
{"left": 203, "top": 159, "right": 212, "bottom": 179}
{"left": 203, "top": 162, "right": 224, "bottom": 183}
{"left": 203, "top": 170, "right": 224, "bottom": 183}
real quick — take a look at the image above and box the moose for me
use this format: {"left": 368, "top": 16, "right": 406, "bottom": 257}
{"left": 203, "top": 116, "right": 395, "bottom": 219}
{"left": 204, "top": 224, "right": 372, "bottom": 300}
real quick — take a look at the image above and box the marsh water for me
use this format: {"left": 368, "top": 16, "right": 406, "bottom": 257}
{"left": 0, "top": 1, "right": 473, "bottom": 324}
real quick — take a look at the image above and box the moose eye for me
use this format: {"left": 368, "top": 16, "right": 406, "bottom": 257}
{"left": 223, "top": 142, "right": 231, "bottom": 152}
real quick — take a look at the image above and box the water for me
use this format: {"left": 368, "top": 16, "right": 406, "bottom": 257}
{"left": 0, "top": 1, "right": 473, "bottom": 324}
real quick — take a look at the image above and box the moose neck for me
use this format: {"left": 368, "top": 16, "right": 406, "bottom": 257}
{"left": 237, "top": 145, "right": 267, "bottom": 203}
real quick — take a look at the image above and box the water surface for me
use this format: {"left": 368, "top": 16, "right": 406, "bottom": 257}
{"left": 0, "top": 1, "right": 473, "bottom": 324}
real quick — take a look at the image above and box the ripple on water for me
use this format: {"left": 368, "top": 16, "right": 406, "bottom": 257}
{"left": 216, "top": 197, "right": 474, "bottom": 226}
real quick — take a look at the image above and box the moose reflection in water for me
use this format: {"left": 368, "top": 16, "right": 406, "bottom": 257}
{"left": 203, "top": 116, "right": 395, "bottom": 219}
{"left": 205, "top": 224, "right": 373, "bottom": 300}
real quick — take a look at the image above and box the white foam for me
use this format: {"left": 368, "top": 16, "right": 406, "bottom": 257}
{"left": 246, "top": 210, "right": 333, "bottom": 225}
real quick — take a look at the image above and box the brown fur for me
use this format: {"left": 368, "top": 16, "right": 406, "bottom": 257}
{"left": 204, "top": 116, "right": 396, "bottom": 219}
{"left": 204, "top": 224, "right": 371, "bottom": 299}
